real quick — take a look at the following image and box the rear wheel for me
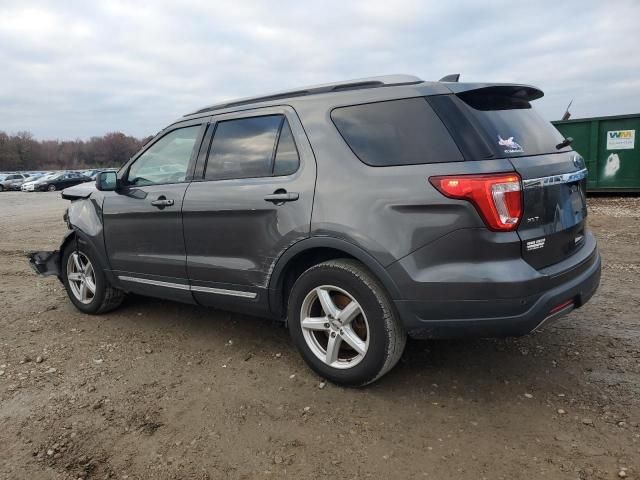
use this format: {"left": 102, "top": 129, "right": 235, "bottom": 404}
{"left": 62, "top": 243, "right": 124, "bottom": 314}
{"left": 288, "top": 259, "right": 406, "bottom": 386}
{"left": 47, "top": 184, "right": 56, "bottom": 192}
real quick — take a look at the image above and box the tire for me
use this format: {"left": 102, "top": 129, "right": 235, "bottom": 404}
{"left": 61, "top": 242, "right": 125, "bottom": 314}
{"left": 288, "top": 259, "right": 406, "bottom": 387}
{"left": 0, "top": 185, "right": 4, "bottom": 191}
{"left": 47, "top": 184, "right": 56, "bottom": 192}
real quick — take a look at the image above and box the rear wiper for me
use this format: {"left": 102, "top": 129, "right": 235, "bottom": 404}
{"left": 556, "top": 137, "right": 573, "bottom": 150}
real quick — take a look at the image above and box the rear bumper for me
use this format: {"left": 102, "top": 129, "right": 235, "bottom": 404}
{"left": 391, "top": 231, "right": 601, "bottom": 339}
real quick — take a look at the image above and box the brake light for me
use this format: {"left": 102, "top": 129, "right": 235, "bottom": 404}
{"left": 429, "top": 173, "right": 523, "bottom": 231}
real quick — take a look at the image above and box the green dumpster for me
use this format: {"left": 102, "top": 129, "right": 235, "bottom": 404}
{"left": 553, "top": 113, "right": 640, "bottom": 192}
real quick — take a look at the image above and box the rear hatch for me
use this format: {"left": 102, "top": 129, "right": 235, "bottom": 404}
{"left": 509, "top": 153, "right": 587, "bottom": 269}
{"left": 429, "top": 85, "right": 588, "bottom": 269}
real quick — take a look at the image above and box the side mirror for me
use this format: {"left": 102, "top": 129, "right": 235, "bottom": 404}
{"left": 95, "top": 171, "right": 118, "bottom": 191}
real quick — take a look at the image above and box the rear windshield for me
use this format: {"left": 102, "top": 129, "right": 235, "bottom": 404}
{"left": 331, "top": 98, "right": 463, "bottom": 166}
{"left": 454, "top": 87, "right": 569, "bottom": 158}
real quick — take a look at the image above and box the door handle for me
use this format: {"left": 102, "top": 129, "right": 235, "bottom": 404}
{"left": 264, "top": 190, "right": 299, "bottom": 204}
{"left": 151, "top": 197, "right": 174, "bottom": 208}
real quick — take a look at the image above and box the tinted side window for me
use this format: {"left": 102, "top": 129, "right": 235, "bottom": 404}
{"left": 127, "top": 125, "right": 200, "bottom": 186}
{"left": 273, "top": 119, "right": 299, "bottom": 176}
{"left": 331, "top": 98, "right": 463, "bottom": 166}
{"left": 205, "top": 115, "right": 282, "bottom": 181}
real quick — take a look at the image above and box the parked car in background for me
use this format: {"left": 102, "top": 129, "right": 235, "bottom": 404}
{"left": 0, "top": 173, "right": 30, "bottom": 191}
{"left": 29, "top": 172, "right": 91, "bottom": 191}
{"left": 20, "top": 173, "right": 45, "bottom": 187}
{"left": 95, "top": 168, "right": 118, "bottom": 180}
{"left": 22, "top": 173, "right": 55, "bottom": 191}
{"left": 81, "top": 169, "right": 101, "bottom": 179}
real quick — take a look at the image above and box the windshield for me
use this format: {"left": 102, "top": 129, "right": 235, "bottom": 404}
{"left": 455, "top": 87, "right": 569, "bottom": 158}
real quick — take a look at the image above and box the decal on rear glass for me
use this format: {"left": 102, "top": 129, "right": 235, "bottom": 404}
{"left": 498, "top": 135, "right": 524, "bottom": 154}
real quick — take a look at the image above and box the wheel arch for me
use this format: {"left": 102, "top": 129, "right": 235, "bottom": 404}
{"left": 60, "top": 228, "right": 118, "bottom": 286}
{"left": 268, "top": 237, "right": 401, "bottom": 320}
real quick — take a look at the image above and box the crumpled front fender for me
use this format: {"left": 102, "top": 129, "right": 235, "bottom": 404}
{"left": 27, "top": 191, "right": 106, "bottom": 282}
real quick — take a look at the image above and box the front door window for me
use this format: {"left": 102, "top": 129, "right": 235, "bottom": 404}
{"left": 127, "top": 126, "right": 200, "bottom": 186}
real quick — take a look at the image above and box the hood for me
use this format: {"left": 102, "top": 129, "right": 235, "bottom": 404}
{"left": 61, "top": 181, "right": 97, "bottom": 200}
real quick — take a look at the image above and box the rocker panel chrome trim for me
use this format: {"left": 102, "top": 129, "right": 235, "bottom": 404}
{"left": 118, "top": 276, "right": 190, "bottom": 290}
{"left": 118, "top": 275, "right": 257, "bottom": 299}
{"left": 190, "top": 285, "right": 257, "bottom": 299}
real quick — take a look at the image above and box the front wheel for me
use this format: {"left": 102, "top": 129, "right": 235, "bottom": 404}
{"left": 47, "top": 184, "right": 56, "bottom": 191}
{"left": 288, "top": 259, "right": 406, "bottom": 387}
{"left": 62, "top": 243, "right": 124, "bottom": 314}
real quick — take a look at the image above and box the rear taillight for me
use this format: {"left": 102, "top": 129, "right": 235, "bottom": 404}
{"left": 429, "top": 173, "right": 523, "bottom": 231}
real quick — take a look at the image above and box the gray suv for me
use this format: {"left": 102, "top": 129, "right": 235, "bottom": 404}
{"left": 29, "top": 75, "right": 601, "bottom": 386}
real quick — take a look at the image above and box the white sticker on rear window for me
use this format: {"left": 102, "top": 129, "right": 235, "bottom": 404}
{"left": 498, "top": 135, "right": 524, "bottom": 154}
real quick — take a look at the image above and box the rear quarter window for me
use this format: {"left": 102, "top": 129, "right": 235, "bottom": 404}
{"left": 331, "top": 98, "right": 463, "bottom": 166}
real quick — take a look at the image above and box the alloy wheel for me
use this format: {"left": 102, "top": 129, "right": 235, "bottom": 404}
{"left": 66, "top": 251, "right": 96, "bottom": 304}
{"left": 300, "top": 285, "right": 369, "bottom": 369}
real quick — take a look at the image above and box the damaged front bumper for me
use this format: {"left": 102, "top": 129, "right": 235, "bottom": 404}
{"left": 27, "top": 250, "right": 62, "bottom": 278}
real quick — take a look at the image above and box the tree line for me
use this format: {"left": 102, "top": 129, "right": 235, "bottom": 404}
{"left": 0, "top": 131, "right": 152, "bottom": 172}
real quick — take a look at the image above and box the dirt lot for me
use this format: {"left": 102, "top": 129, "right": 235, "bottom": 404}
{"left": 0, "top": 192, "right": 638, "bottom": 480}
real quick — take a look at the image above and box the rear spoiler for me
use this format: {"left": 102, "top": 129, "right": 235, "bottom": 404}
{"left": 444, "top": 83, "right": 544, "bottom": 102}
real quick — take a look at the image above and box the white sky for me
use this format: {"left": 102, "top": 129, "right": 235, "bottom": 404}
{"left": 1, "top": 0, "right": 639, "bottom": 139}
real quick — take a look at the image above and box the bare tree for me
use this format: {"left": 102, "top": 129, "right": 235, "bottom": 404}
{"left": 0, "top": 131, "right": 150, "bottom": 171}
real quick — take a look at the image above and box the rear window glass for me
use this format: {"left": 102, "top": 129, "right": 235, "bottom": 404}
{"left": 331, "top": 98, "right": 463, "bottom": 166}
{"left": 455, "top": 88, "right": 568, "bottom": 158}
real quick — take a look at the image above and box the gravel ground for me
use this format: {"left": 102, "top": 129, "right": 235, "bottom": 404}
{"left": 0, "top": 191, "right": 639, "bottom": 480}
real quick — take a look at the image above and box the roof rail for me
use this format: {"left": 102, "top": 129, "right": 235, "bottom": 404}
{"left": 186, "top": 74, "right": 423, "bottom": 116}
